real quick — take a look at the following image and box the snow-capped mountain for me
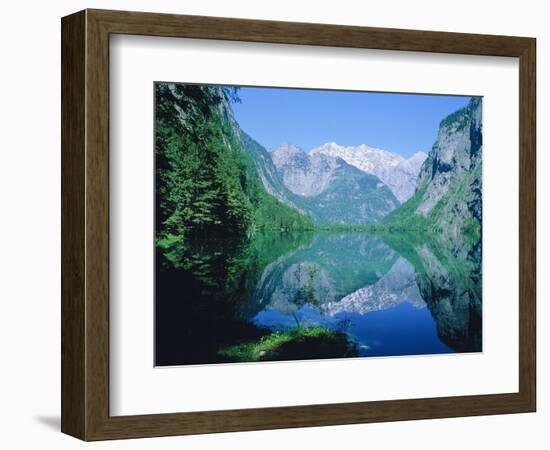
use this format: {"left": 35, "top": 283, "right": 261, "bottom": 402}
{"left": 310, "top": 142, "right": 427, "bottom": 202}
{"left": 268, "top": 142, "right": 400, "bottom": 224}
{"left": 270, "top": 142, "right": 342, "bottom": 196}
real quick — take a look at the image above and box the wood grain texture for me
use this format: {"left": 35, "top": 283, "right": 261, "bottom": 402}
{"left": 89, "top": 8, "right": 532, "bottom": 56}
{"left": 85, "top": 10, "right": 111, "bottom": 440}
{"left": 518, "top": 38, "right": 536, "bottom": 409}
{"left": 61, "top": 8, "right": 537, "bottom": 441}
{"left": 61, "top": 10, "right": 86, "bottom": 439}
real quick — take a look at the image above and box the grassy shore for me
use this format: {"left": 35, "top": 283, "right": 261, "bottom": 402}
{"left": 218, "top": 327, "right": 357, "bottom": 362}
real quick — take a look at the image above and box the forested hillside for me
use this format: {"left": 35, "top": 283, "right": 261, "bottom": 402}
{"left": 155, "top": 84, "right": 312, "bottom": 267}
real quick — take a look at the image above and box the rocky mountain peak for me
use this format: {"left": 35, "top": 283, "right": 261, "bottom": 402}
{"left": 270, "top": 142, "right": 309, "bottom": 171}
{"left": 310, "top": 142, "right": 427, "bottom": 203}
{"left": 263, "top": 141, "right": 400, "bottom": 223}
{"left": 270, "top": 142, "right": 342, "bottom": 196}
{"left": 271, "top": 141, "right": 303, "bottom": 154}
{"left": 415, "top": 98, "right": 482, "bottom": 218}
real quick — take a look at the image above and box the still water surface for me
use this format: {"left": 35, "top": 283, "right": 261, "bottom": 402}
{"left": 155, "top": 232, "right": 481, "bottom": 365}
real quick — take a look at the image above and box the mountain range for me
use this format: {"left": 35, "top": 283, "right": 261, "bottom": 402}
{"left": 310, "top": 143, "right": 427, "bottom": 203}
{"left": 233, "top": 92, "right": 481, "bottom": 234}
{"left": 267, "top": 142, "right": 400, "bottom": 224}
{"left": 155, "top": 83, "right": 481, "bottom": 242}
{"left": 253, "top": 139, "right": 427, "bottom": 224}
{"left": 239, "top": 99, "right": 484, "bottom": 228}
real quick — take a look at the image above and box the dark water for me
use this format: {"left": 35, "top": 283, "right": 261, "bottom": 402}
{"left": 155, "top": 232, "right": 482, "bottom": 366}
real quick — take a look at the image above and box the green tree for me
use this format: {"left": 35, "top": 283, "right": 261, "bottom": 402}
{"left": 155, "top": 82, "right": 313, "bottom": 269}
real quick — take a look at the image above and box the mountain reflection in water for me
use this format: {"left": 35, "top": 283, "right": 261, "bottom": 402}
{"left": 155, "top": 232, "right": 481, "bottom": 366}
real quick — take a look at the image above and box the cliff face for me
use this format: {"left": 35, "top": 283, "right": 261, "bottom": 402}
{"left": 238, "top": 133, "right": 305, "bottom": 211}
{"left": 415, "top": 98, "right": 482, "bottom": 244}
{"left": 384, "top": 98, "right": 482, "bottom": 259}
{"left": 376, "top": 98, "right": 483, "bottom": 352}
{"left": 271, "top": 143, "right": 342, "bottom": 197}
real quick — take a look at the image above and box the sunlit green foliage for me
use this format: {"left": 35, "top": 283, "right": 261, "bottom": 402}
{"left": 218, "top": 327, "right": 357, "bottom": 362}
{"left": 156, "top": 84, "right": 250, "bottom": 241}
{"left": 461, "top": 216, "right": 481, "bottom": 247}
{"left": 380, "top": 187, "right": 432, "bottom": 232}
{"left": 155, "top": 83, "right": 313, "bottom": 268}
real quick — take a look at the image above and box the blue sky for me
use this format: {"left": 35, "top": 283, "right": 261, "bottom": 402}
{"left": 232, "top": 86, "right": 472, "bottom": 158}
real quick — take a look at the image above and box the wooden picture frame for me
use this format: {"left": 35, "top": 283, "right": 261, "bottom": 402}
{"left": 61, "top": 8, "right": 536, "bottom": 441}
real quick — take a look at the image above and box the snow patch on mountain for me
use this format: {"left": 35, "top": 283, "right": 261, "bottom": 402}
{"left": 310, "top": 142, "right": 427, "bottom": 202}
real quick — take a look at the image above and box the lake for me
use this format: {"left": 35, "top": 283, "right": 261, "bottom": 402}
{"left": 155, "top": 232, "right": 482, "bottom": 366}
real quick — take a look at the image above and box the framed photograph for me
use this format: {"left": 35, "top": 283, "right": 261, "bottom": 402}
{"left": 61, "top": 9, "right": 536, "bottom": 440}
